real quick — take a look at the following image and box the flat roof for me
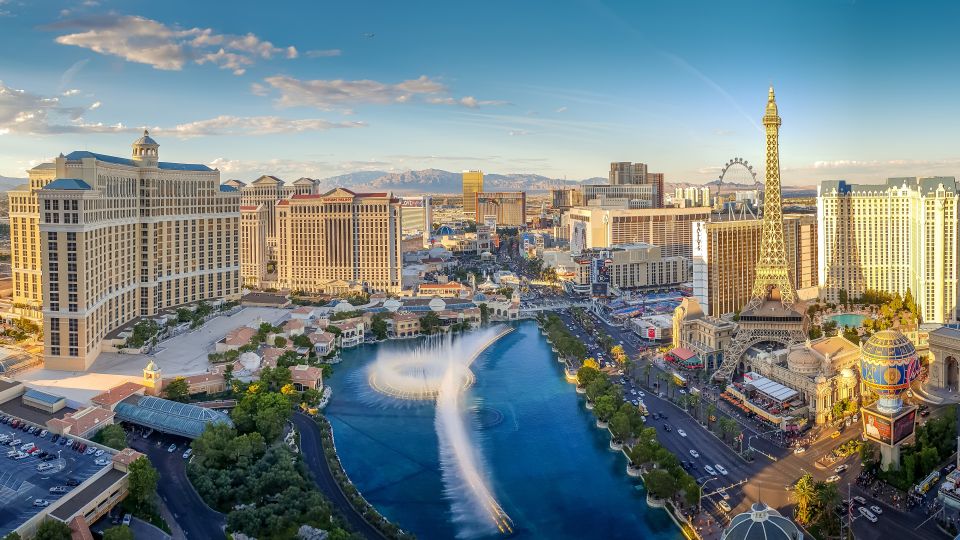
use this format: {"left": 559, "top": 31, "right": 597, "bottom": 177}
{"left": 0, "top": 397, "right": 75, "bottom": 426}
{"left": 114, "top": 395, "right": 232, "bottom": 439}
{"left": 743, "top": 372, "right": 799, "bottom": 402}
{"left": 23, "top": 388, "right": 65, "bottom": 405}
{"left": 50, "top": 469, "right": 126, "bottom": 521}
{"left": 0, "top": 378, "right": 22, "bottom": 393}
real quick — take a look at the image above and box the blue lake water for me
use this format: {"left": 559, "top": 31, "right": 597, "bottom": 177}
{"left": 324, "top": 321, "right": 681, "bottom": 540}
{"left": 829, "top": 313, "right": 866, "bottom": 328}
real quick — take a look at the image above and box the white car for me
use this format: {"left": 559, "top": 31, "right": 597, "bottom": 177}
{"left": 869, "top": 505, "right": 882, "bottom": 515}
{"left": 717, "top": 500, "right": 731, "bottom": 512}
{"left": 689, "top": 449, "right": 699, "bottom": 458}
{"left": 835, "top": 464, "right": 849, "bottom": 474}
{"left": 826, "top": 475, "right": 841, "bottom": 483}
{"left": 167, "top": 444, "right": 177, "bottom": 453}
{"left": 677, "top": 429, "right": 687, "bottom": 438}
{"left": 793, "top": 447, "right": 806, "bottom": 454}
{"left": 94, "top": 458, "right": 109, "bottom": 466}
{"left": 679, "top": 389, "right": 686, "bottom": 395}
{"left": 704, "top": 465, "right": 717, "bottom": 476}
{"left": 858, "top": 507, "right": 877, "bottom": 522}
{"left": 182, "top": 449, "right": 193, "bottom": 459}
{"left": 33, "top": 499, "right": 50, "bottom": 507}
{"left": 638, "top": 391, "right": 645, "bottom": 397}
{"left": 715, "top": 464, "right": 728, "bottom": 476}
{"left": 853, "top": 496, "right": 866, "bottom": 505}
{"left": 94, "top": 449, "right": 104, "bottom": 457}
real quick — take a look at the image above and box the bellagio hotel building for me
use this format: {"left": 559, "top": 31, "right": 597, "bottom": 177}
{"left": 20, "top": 132, "right": 241, "bottom": 370}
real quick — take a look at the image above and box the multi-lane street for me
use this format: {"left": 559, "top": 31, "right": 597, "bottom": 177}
{"left": 548, "top": 302, "right": 944, "bottom": 538}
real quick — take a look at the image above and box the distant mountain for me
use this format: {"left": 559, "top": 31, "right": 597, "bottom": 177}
{"left": 315, "top": 169, "right": 586, "bottom": 194}
{"left": 0, "top": 176, "right": 26, "bottom": 191}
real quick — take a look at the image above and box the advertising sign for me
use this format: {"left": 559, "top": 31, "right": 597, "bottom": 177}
{"left": 863, "top": 409, "right": 892, "bottom": 445}
{"left": 571, "top": 221, "right": 587, "bottom": 256}
{"left": 591, "top": 283, "right": 608, "bottom": 297}
{"left": 892, "top": 409, "right": 917, "bottom": 445}
{"left": 399, "top": 197, "right": 424, "bottom": 208}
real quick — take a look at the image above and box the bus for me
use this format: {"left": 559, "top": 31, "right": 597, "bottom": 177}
{"left": 916, "top": 471, "right": 940, "bottom": 494}
{"left": 672, "top": 373, "right": 687, "bottom": 388}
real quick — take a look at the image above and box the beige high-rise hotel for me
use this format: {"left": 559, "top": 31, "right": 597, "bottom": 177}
{"left": 566, "top": 205, "right": 710, "bottom": 259}
{"left": 818, "top": 177, "right": 958, "bottom": 324}
{"left": 462, "top": 170, "right": 484, "bottom": 219}
{"left": 275, "top": 188, "right": 403, "bottom": 293}
{"left": 476, "top": 191, "right": 526, "bottom": 227}
{"left": 35, "top": 132, "right": 241, "bottom": 370}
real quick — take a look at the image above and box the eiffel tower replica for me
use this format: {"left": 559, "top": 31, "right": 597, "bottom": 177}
{"left": 711, "top": 86, "right": 808, "bottom": 381}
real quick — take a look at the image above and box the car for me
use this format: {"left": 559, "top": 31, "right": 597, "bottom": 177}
{"left": 853, "top": 496, "right": 866, "bottom": 505}
{"left": 49, "top": 486, "right": 68, "bottom": 494}
{"left": 689, "top": 449, "right": 700, "bottom": 458}
{"left": 793, "top": 447, "right": 806, "bottom": 454}
{"left": 122, "top": 514, "right": 132, "bottom": 526}
{"left": 39, "top": 429, "right": 48, "bottom": 438}
{"left": 920, "top": 409, "right": 930, "bottom": 417}
{"left": 95, "top": 458, "right": 109, "bottom": 466}
{"left": 835, "top": 464, "right": 849, "bottom": 474}
{"left": 33, "top": 499, "right": 50, "bottom": 507}
{"left": 182, "top": 448, "right": 193, "bottom": 459}
{"left": 719, "top": 490, "right": 730, "bottom": 501}
{"left": 95, "top": 449, "right": 104, "bottom": 457}
{"left": 704, "top": 465, "right": 717, "bottom": 476}
{"left": 831, "top": 430, "right": 841, "bottom": 438}
{"left": 859, "top": 507, "right": 877, "bottom": 522}
{"left": 65, "top": 478, "right": 80, "bottom": 486}
{"left": 167, "top": 443, "right": 177, "bottom": 453}
{"left": 51, "top": 434, "right": 60, "bottom": 443}
{"left": 677, "top": 429, "right": 687, "bottom": 437}
{"left": 826, "top": 475, "right": 841, "bottom": 483}
{"left": 85, "top": 447, "right": 96, "bottom": 455}
{"left": 715, "top": 464, "right": 728, "bottom": 475}
{"left": 9, "top": 438, "right": 20, "bottom": 446}
{"left": 64, "top": 438, "right": 73, "bottom": 447}
{"left": 5, "top": 449, "right": 16, "bottom": 458}
{"left": 869, "top": 505, "right": 882, "bottom": 514}
{"left": 717, "top": 500, "right": 731, "bottom": 512}
{"left": 37, "top": 463, "right": 55, "bottom": 472}
{"left": 20, "top": 442, "right": 35, "bottom": 451}
{"left": 679, "top": 389, "right": 686, "bottom": 395}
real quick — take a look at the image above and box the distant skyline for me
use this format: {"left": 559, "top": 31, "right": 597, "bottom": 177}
{"left": 2, "top": 1, "right": 960, "bottom": 185}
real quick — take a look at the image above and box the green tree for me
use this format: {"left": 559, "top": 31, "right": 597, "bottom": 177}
{"left": 258, "top": 366, "right": 293, "bottom": 393}
{"left": 97, "top": 424, "right": 128, "bottom": 450}
{"left": 232, "top": 391, "right": 292, "bottom": 441}
{"left": 842, "top": 326, "right": 860, "bottom": 345}
{"left": 274, "top": 336, "right": 287, "bottom": 348}
{"left": 644, "top": 469, "right": 677, "bottom": 500}
{"left": 292, "top": 333, "right": 312, "bottom": 349}
{"left": 370, "top": 314, "right": 388, "bottom": 340}
{"left": 577, "top": 365, "right": 601, "bottom": 387}
{"left": 808, "top": 326, "right": 823, "bottom": 340}
{"left": 838, "top": 288, "right": 849, "bottom": 306}
{"left": 792, "top": 473, "right": 817, "bottom": 525}
{"left": 3, "top": 532, "right": 22, "bottom": 540}
{"left": 127, "top": 456, "right": 159, "bottom": 514}
{"left": 593, "top": 395, "right": 618, "bottom": 422}
{"left": 479, "top": 303, "right": 489, "bottom": 325}
{"left": 33, "top": 520, "right": 71, "bottom": 540}
{"left": 705, "top": 403, "right": 717, "bottom": 430}
{"left": 163, "top": 377, "right": 190, "bottom": 403}
{"left": 608, "top": 412, "right": 631, "bottom": 442}
{"left": 102, "top": 526, "right": 134, "bottom": 540}
{"left": 420, "top": 312, "right": 442, "bottom": 334}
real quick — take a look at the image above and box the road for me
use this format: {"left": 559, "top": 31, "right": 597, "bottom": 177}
{"left": 292, "top": 412, "right": 386, "bottom": 540}
{"left": 548, "top": 302, "right": 947, "bottom": 538}
{"left": 128, "top": 436, "right": 226, "bottom": 540}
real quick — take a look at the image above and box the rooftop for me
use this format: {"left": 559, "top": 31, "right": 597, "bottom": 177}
{"left": 114, "top": 395, "right": 233, "bottom": 439}
{"left": 90, "top": 382, "right": 145, "bottom": 408}
{"left": 42, "top": 178, "right": 92, "bottom": 191}
{"left": 50, "top": 469, "right": 126, "bottom": 521}
{"left": 23, "top": 388, "right": 65, "bottom": 405}
{"left": 64, "top": 151, "right": 213, "bottom": 172}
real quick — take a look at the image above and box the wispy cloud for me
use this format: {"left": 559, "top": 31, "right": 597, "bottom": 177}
{"left": 555, "top": 106, "right": 568, "bottom": 113}
{"left": 661, "top": 52, "right": 760, "bottom": 132}
{"left": 59, "top": 58, "right": 89, "bottom": 91}
{"left": 306, "top": 49, "right": 342, "bottom": 58}
{"left": 50, "top": 14, "right": 300, "bottom": 75}
{"left": 158, "top": 115, "right": 365, "bottom": 138}
{"left": 427, "top": 96, "right": 510, "bottom": 108}
{"left": 508, "top": 129, "right": 532, "bottom": 136}
{"left": 0, "top": 80, "right": 118, "bottom": 135}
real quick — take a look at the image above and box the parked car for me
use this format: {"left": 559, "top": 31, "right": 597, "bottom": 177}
{"left": 95, "top": 458, "right": 109, "bottom": 466}
{"left": 704, "top": 465, "right": 717, "bottom": 476}
{"left": 182, "top": 449, "right": 193, "bottom": 459}
{"left": 49, "top": 486, "right": 69, "bottom": 494}
{"left": 826, "top": 475, "right": 841, "bottom": 483}
{"left": 122, "top": 514, "right": 132, "bottom": 526}
{"left": 65, "top": 478, "right": 80, "bottom": 486}
{"left": 167, "top": 443, "right": 177, "bottom": 453}
{"left": 853, "top": 496, "right": 866, "bottom": 505}
{"left": 33, "top": 499, "right": 50, "bottom": 507}
{"left": 870, "top": 505, "right": 882, "bottom": 515}
{"left": 718, "top": 500, "right": 731, "bottom": 512}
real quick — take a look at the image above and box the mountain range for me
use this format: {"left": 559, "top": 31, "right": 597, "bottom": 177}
{"left": 314, "top": 169, "right": 605, "bottom": 194}
{"left": 0, "top": 176, "right": 26, "bottom": 191}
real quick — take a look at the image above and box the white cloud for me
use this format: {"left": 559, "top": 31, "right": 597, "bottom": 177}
{"left": 306, "top": 49, "right": 342, "bottom": 58}
{"left": 508, "top": 129, "right": 532, "bottom": 136}
{"left": 555, "top": 106, "right": 568, "bottom": 113}
{"left": 158, "top": 115, "right": 366, "bottom": 138}
{"left": 263, "top": 74, "right": 447, "bottom": 111}
{"left": 427, "top": 96, "right": 509, "bottom": 108}
{"left": 51, "top": 14, "right": 300, "bottom": 75}
{"left": 89, "top": 101, "right": 101, "bottom": 109}
{"left": 62, "top": 89, "right": 80, "bottom": 96}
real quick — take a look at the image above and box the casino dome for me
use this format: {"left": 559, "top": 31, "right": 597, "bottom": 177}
{"left": 860, "top": 330, "right": 919, "bottom": 396}
{"left": 787, "top": 347, "right": 821, "bottom": 375}
{"left": 721, "top": 502, "right": 802, "bottom": 540}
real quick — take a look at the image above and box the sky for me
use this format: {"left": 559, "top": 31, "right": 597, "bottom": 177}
{"left": 2, "top": 0, "right": 960, "bottom": 185}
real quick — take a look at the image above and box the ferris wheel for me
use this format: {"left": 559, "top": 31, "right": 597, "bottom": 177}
{"left": 716, "top": 157, "right": 760, "bottom": 196}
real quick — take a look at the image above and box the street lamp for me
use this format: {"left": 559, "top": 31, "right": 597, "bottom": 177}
{"left": 698, "top": 476, "right": 719, "bottom": 513}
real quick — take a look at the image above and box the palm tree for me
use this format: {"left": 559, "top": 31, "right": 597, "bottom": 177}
{"left": 667, "top": 377, "right": 677, "bottom": 400}
{"left": 792, "top": 474, "right": 817, "bottom": 525}
{"left": 643, "top": 364, "right": 652, "bottom": 388}
{"left": 705, "top": 404, "right": 716, "bottom": 431}
{"left": 688, "top": 394, "right": 700, "bottom": 419}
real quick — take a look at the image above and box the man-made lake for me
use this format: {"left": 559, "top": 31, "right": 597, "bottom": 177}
{"left": 324, "top": 321, "right": 681, "bottom": 539}
{"left": 829, "top": 313, "right": 867, "bottom": 328}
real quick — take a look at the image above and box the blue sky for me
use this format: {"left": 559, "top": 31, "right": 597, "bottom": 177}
{"left": 1, "top": 0, "right": 959, "bottom": 185}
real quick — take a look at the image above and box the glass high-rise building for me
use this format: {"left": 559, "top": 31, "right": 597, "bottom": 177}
{"left": 462, "top": 170, "right": 484, "bottom": 219}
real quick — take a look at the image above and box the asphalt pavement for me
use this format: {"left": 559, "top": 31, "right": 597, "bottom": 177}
{"left": 128, "top": 435, "right": 226, "bottom": 540}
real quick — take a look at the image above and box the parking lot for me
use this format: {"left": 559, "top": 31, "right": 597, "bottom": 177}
{"left": 0, "top": 415, "right": 111, "bottom": 537}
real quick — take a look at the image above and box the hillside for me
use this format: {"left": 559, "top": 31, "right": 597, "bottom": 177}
{"left": 315, "top": 169, "right": 589, "bottom": 194}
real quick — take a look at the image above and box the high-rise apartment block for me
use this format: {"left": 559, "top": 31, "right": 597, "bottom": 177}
{"left": 674, "top": 186, "right": 713, "bottom": 207}
{"left": 476, "top": 192, "right": 526, "bottom": 227}
{"left": 36, "top": 132, "right": 241, "bottom": 370}
{"left": 399, "top": 196, "right": 433, "bottom": 247}
{"left": 275, "top": 188, "right": 403, "bottom": 294}
{"left": 462, "top": 170, "right": 484, "bottom": 219}
{"left": 8, "top": 164, "right": 58, "bottom": 321}
{"left": 818, "top": 177, "right": 958, "bottom": 323}
{"left": 240, "top": 204, "right": 268, "bottom": 288}
{"left": 550, "top": 188, "right": 584, "bottom": 210}
{"left": 567, "top": 205, "right": 710, "bottom": 259}
{"left": 691, "top": 215, "right": 818, "bottom": 316}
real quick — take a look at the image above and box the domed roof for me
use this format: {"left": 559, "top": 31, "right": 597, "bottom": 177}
{"left": 860, "top": 330, "right": 920, "bottom": 395}
{"left": 239, "top": 352, "right": 261, "bottom": 371}
{"left": 722, "top": 502, "right": 802, "bottom": 540}
{"left": 134, "top": 129, "right": 158, "bottom": 146}
{"left": 786, "top": 348, "right": 821, "bottom": 375}
{"left": 144, "top": 360, "right": 159, "bottom": 372}
{"left": 840, "top": 367, "right": 855, "bottom": 378}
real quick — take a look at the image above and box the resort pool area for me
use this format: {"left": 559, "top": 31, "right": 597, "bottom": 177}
{"left": 829, "top": 313, "right": 867, "bottom": 328}
{"left": 323, "top": 321, "right": 681, "bottom": 540}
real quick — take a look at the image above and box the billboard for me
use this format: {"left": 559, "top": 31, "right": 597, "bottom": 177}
{"left": 571, "top": 221, "right": 587, "bottom": 256}
{"left": 863, "top": 409, "right": 892, "bottom": 444}
{"left": 892, "top": 409, "right": 917, "bottom": 445}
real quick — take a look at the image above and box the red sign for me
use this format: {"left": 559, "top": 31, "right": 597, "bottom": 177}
{"left": 647, "top": 328, "right": 656, "bottom": 339}
{"left": 863, "top": 410, "right": 892, "bottom": 444}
